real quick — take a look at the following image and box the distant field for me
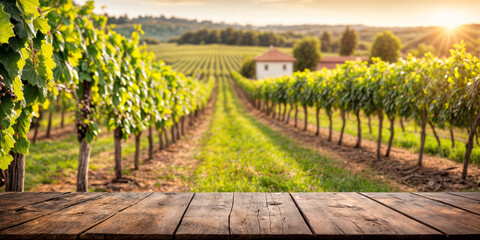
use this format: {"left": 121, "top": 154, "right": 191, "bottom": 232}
{"left": 147, "top": 43, "right": 293, "bottom": 78}
{"left": 147, "top": 43, "right": 348, "bottom": 78}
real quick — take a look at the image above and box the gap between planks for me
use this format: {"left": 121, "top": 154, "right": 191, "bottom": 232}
{"left": 412, "top": 192, "right": 480, "bottom": 216}
{"left": 76, "top": 192, "right": 154, "bottom": 238}
{"left": 172, "top": 193, "right": 196, "bottom": 238}
{"left": 288, "top": 192, "right": 316, "bottom": 238}
{"left": 358, "top": 192, "right": 447, "bottom": 235}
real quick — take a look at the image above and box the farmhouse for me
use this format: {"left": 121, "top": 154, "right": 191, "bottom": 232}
{"left": 317, "top": 56, "right": 368, "bottom": 70}
{"left": 254, "top": 46, "right": 296, "bottom": 79}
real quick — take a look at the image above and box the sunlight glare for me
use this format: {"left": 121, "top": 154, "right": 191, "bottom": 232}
{"left": 431, "top": 8, "right": 467, "bottom": 29}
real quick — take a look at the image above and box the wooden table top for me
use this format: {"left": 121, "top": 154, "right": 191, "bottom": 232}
{"left": 0, "top": 192, "right": 479, "bottom": 239}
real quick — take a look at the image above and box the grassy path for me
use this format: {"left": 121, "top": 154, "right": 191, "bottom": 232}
{"left": 22, "top": 76, "right": 395, "bottom": 192}
{"left": 190, "top": 78, "right": 394, "bottom": 192}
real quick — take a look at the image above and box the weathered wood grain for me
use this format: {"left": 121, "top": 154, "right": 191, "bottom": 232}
{"left": 448, "top": 192, "right": 480, "bottom": 201}
{"left": 175, "top": 192, "right": 233, "bottom": 240}
{"left": 0, "top": 192, "right": 67, "bottom": 212}
{"left": 292, "top": 192, "right": 441, "bottom": 240}
{"left": 414, "top": 192, "right": 480, "bottom": 215}
{"left": 363, "top": 192, "right": 480, "bottom": 240}
{"left": 0, "top": 192, "right": 478, "bottom": 240}
{"left": 230, "top": 192, "right": 312, "bottom": 240}
{"left": 0, "top": 193, "right": 150, "bottom": 240}
{"left": 82, "top": 193, "right": 194, "bottom": 240}
{"left": 0, "top": 192, "right": 104, "bottom": 230}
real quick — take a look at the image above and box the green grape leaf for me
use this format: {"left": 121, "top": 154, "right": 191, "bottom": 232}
{"left": 16, "top": 109, "right": 31, "bottom": 139}
{"left": 33, "top": 17, "right": 50, "bottom": 34}
{"left": 0, "top": 4, "right": 15, "bottom": 44}
{"left": 85, "top": 130, "right": 94, "bottom": 143}
{"left": 16, "top": 0, "right": 40, "bottom": 19}
{"left": 0, "top": 49, "right": 22, "bottom": 85}
{"left": 23, "top": 84, "right": 41, "bottom": 104}
{"left": 36, "top": 42, "right": 55, "bottom": 81}
{"left": 12, "top": 77, "right": 24, "bottom": 101}
{"left": 22, "top": 59, "right": 45, "bottom": 87}
{"left": 1, "top": 1, "right": 21, "bottom": 21}
{"left": 0, "top": 154, "right": 13, "bottom": 170}
{"left": 15, "top": 110, "right": 31, "bottom": 155}
{"left": 1, "top": 127, "right": 15, "bottom": 154}
{"left": 15, "top": 137, "right": 30, "bottom": 155}
{"left": 0, "top": 97, "right": 14, "bottom": 129}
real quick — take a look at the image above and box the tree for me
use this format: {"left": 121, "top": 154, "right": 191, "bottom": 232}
{"left": 240, "top": 57, "right": 256, "bottom": 78}
{"left": 141, "top": 37, "right": 160, "bottom": 45}
{"left": 320, "top": 31, "right": 331, "bottom": 52}
{"left": 293, "top": 37, "right": 321, "bottom": 71}
{"left": 206, "top": 29, "right": 220, "bottom": 44}
{"left": 370, "top": 31, "right": 402, "bottom": 62}
{"left": 410, "top": 43, "right": 436, "bottom": 57}
{"left": 339, "top": 26, "right": 357, "bottom": 56}
{"left": 221, "top": 27, "right": 236, "bottom": 45}
{"left": 242, "top": 30, "right": 259, "bottom": 46}
{"left": 330, "top": 40, "right": 340, "bottom": 52}
{"left": 258, "top": 32, "right": 279, "bottom": 46}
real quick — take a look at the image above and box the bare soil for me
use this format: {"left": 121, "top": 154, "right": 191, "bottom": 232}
{"left": 28, "top": 124, "right": 76, "bottom": 142}
{"left": 32, "top": 90, "right": 217, "bottom": 192}
{"left": 232, "top": 79, "right": 480, "bottom": 192}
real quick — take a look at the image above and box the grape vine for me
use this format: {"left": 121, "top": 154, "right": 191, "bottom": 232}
{"left": 0, "top": 0, "right": 215, "bottom": 191}
{"left": 233, "top": 43, "right": 480, "bottom": 180}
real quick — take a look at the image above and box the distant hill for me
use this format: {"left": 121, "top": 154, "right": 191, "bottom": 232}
{"left": 110, "top": 15, "right": 479, "bottom": 56}
{"left": 111, "top": 15, "right": 239, "bottom": 42}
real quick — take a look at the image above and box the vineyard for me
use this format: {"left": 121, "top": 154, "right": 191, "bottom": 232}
{"left": 0, "top": 0, "right": 214, "bottom": 192}
{"left": 233, "top": 47, "right": 480, "bottom": 185}
{"left": 1, "top": 0, "right": 479, "bottom": 194}
{"left": 147, "top": 43, "right": 292, "bottom": 78}
{"left": 1, "top": 1, "right": 480, "bottom": 239}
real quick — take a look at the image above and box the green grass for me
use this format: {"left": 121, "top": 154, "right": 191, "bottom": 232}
{"left": 190, "top": 77, "right": 395, "bottom": 192}
{"left": 286, "top": 105, "right": 480, "bottom": 166}
{"left": 24, "top": 127, "right": 162, "bottom": 191}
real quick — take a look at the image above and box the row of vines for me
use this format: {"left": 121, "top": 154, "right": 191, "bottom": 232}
{"left": 0, "top": 0, "right": 215, "bottom": 192}
{"left": 233, "top": 44, "right": 480, "bottom": 180}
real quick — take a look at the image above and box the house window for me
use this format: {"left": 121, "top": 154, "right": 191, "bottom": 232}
{"left": 264, "top": 64, "right": 268, "bottom": 71}
{"left": 283, "top": 64, "right": 287, "bottom": 70}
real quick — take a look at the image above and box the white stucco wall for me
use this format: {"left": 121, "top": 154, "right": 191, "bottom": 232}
{"left": 255, "top": 62, "right": 293, "bottom": 80}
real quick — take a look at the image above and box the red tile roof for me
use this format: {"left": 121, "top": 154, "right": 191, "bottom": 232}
{"left": 317, "top": 56, "right": 368, "bottom": 70}
{"left": 254, "top": 48, "right": 296, "bottom": 62}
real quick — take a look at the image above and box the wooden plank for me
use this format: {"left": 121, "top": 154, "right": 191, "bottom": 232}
{"left": 414, "top": 192, "right": 480, "bottom": 215}
{"left": 448, "top": 192, "right": 480, "bottom": 201}
{"left": 292, "top": 192, "right": 441, "bottom": 240}
{"left": 176, "top": 192, "right": 233, "bottom": 240}
{"left": 363, "top": 192, "right": 480, "bottom": 240}
{"left": 0, "top": 192, "right": 104, "bottom": 230}
{"left": 82, "top": 193, "right": 194, "bottom": 240}
{"left": 0, "top": 193, "right": 150, "bottom": 240}
{"left": 230, "top": 192, "right": 312, "bottom": 240}
{"left": 0, "top": 192, "right": 67, "bottom": 212}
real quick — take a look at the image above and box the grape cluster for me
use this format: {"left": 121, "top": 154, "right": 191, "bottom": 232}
{"left": 0, "top": 75, "right": 17, "bottom": 103}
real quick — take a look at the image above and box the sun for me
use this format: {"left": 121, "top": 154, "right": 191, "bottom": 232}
{"left": 431, "top": 8, "right": 466, "bottom": 30}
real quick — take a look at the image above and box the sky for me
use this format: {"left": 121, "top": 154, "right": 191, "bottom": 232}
{"left": 76, "top": 0, "right": 480, "bottom": 27}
